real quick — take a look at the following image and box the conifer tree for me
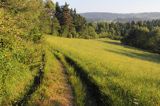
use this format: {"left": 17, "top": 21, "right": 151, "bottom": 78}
{"left": 61, "top": 2, "right": 74, "bottom": 37}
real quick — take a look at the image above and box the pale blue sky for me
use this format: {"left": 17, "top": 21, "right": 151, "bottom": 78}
{"left": 54, "top": 0, "right": 160, "bottom": 13}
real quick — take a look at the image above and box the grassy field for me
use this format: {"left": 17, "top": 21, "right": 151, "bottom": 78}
{"left": 46, "top": 36, "right": 160, "bottom": 106}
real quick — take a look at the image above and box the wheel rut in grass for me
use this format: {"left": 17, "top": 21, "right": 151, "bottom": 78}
{"left": 13, "top": 54, "right": 45, "bottom": 106}
{"left": 54, "top": 51, "right": 113, "bottom": 106}
{"left": 14, "top": 52, "right": 75, "bottom": 106}
{"left": 64, "top": 56, "right": 112, "bottom": 106}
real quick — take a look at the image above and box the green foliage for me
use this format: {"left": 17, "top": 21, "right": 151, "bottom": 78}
{"left": 122, "top": 26, "right": 149, "bottom": 47}
{"left": 0, "top": 42, "right": 39, "bottom": 105}
{"left": 94, "top": 20, "right": 160, "bottom": 53}
{"left": 95, "top": 22, "right": 123, "bottom": 39}
{"left": 99, "top": 32, "right": 109, "bottom": 38}
{"left": 80, "top": 26, "right": 98, "bottom": 39}
{"left": 29, "top": 27, "right": 42, "bottom": 43}
{"left": 148, "top": 27, "right": 160, "bottom": 52}
{"left": 0, "top": 0, "right": 44, "bottom": 104}
{"left": 71, "top": 9, "right": 86, "bottom": 33}
{"left": 55, "top": 2, "right": 87, "bottom": 38}
{"left": 60, "top": 3, "right": 74, "bottom": 37}
{"left": 122, "top": 25, "right": 160, "bottom": 53}
{"left": 52, "top": 18, "right": 61, "bottom": 35}
{"left": 45, "top": 0, "right": 54, "bottom": 9}
{"left": 0, "top": 0, "right": 45, "bottom": 42}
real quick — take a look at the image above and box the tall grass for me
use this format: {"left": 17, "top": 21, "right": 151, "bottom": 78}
{"left": 46, "top": 36, "right": 160, "bottom": 106}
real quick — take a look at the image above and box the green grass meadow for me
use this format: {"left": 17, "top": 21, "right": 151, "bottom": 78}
{"left": 46, "top": 36, "right": 160, "bottom": 106}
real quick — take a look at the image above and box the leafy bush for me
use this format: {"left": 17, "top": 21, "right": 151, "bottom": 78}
{"left": 0, "top": 0, "right": 44, "bottom": 104}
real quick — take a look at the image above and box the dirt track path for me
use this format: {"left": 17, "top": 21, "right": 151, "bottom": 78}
{"left": 31, "top": 56, "right": 74, "bottom": 106}
{"left": 53, "top": 59, "right": 74, "bottom": 106}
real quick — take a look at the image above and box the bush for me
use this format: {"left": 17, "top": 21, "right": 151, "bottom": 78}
{"left": 29, "top": 28, "right": 42, "bottom": 43}
{"left": 148, "top": 27, "right": 160, "bottom": 53}
{"left": 121, "top": 26, "right": 149, "bottom": 49}
{"left": 80, "top": 26, "right": 98, "bottom": 39}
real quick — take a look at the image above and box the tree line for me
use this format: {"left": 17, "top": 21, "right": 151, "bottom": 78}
{"left": 50, "top": 2, "right": 98, "bottom": 39}
{"left": 1, "top": 0, "right": 160, "bottom": 56}
{"left": 51, "top": 2, "right": 160, "bottom": 54}
{"left": 121, "top": 21, "right": 160, "bottom": 53}
{"left": 91, "top": 21, "right": 160, "bottom": 53}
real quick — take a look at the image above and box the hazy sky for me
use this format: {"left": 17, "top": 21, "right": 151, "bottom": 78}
{"left": 54, "top": 0, "right": 160, "bottom": 13}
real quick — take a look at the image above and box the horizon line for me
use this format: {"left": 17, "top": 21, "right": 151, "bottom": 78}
{"left": 78, "top": 11, "right": 160, "bottom": 14}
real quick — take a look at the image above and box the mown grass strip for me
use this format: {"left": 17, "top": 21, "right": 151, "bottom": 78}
{"left": 25, "top": 47, "right": 73, "bottom": 106}
{"left": 53, "top": 51, "right": 86, "bottom": 106}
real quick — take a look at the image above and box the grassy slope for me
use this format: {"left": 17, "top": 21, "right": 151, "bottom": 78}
{"left": 46, "top": 36, "right": 160, "bottom": 106}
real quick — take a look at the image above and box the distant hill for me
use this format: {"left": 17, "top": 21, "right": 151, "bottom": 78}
{"left": 80, "top": 12, "right": 160, "bottom": 22}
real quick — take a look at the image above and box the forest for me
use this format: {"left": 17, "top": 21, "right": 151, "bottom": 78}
{"left": 50, "top": 2, "right": 160, "bottom": 53}
{"left": 0, "top": 0, "right": 160, "bottom": 105}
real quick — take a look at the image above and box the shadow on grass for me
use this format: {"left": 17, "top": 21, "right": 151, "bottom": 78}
{"left": 105, "top": 48, "right": 160, "bottom": 64}
{"left": 100, "top": 40, "right": 122, "bottom": 46}
{"left": 64, "top": 55, "right": 113, "bottom": 106}
{"left": 98, "top": 39, "right": 160, "bottom": 63}
{"left": 13, "top": 54, "right": 45, "bottom": 106}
